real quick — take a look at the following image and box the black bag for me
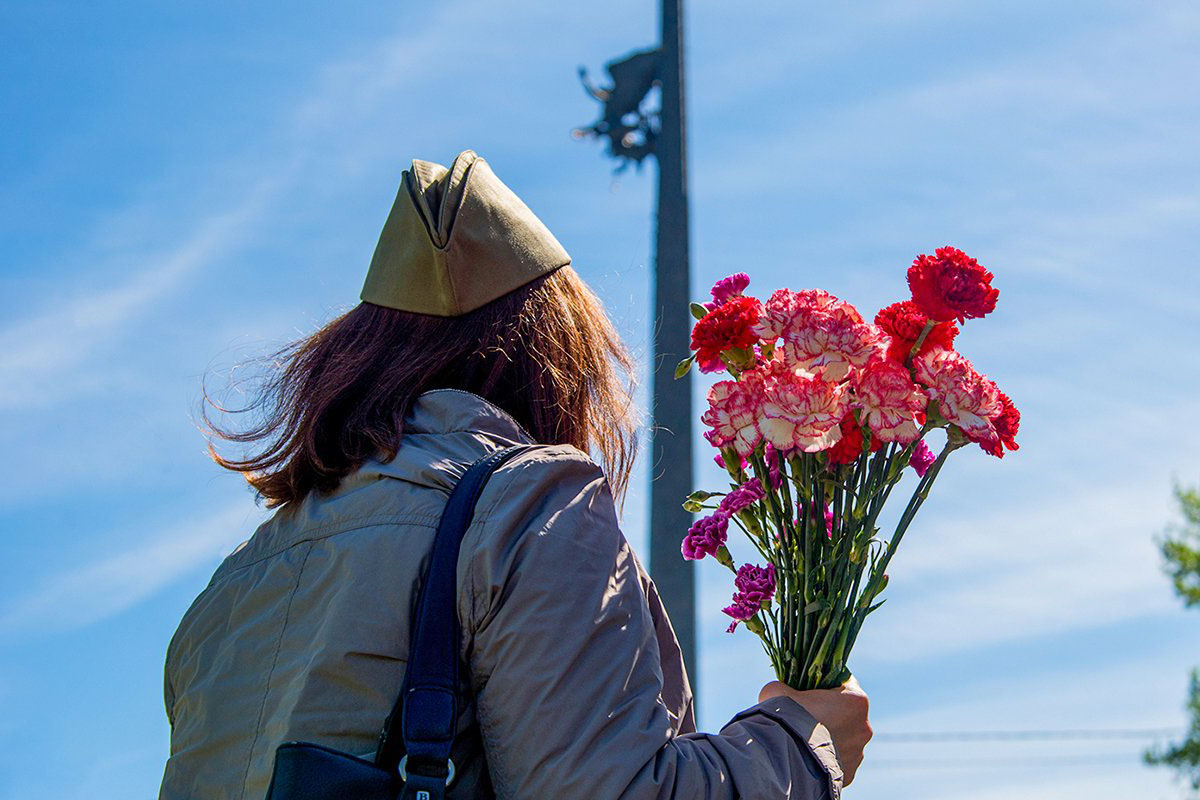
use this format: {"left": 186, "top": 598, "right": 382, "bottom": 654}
{"left": 265, "top": 444, "right": 535, "bottom": 800}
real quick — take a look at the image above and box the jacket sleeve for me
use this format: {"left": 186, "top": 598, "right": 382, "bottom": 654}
{"left": 460, "top": 446, "right": 843, "bottom": 800}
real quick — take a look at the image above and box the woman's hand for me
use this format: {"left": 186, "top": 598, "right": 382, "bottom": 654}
{"left": 759, "top": 676, "right": 872, "bottom": 786}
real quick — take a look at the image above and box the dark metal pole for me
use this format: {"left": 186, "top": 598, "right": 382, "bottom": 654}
{"left": 649, "top": 0, "right": 696, "bottom": 699}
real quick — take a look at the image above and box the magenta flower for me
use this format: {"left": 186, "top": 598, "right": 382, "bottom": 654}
{"left": 682, "top": 512, "right": 730, "bottom": 561}
{"left": 718, "top": 478, "right": 766, "bottom": 515}
{"left": 705, "top": 272, "right": 751, "bottom": 309}
{"left": 723, "top": 563, "right": 777, "bottom": 632}
{"left": 763, "top": 443, "right": 784, "bottom": 489}
{"left": 909, "top": 439, "right": 936, "bottom": 477}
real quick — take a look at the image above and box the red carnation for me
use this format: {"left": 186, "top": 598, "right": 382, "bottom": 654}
{"left": 874, "top": 301, "right": 959, "bottom": 362}
{"left": 690, "top": 295, "right": 762, "bottom": 373}
{"left": 907, "top": 246, "right": 998, "bottom": 322}
{"left": 825, "top": 413, "right": 883, "bottom": 465}
{"left": 978, "top": 389, "right": 1020, "bottom": 458}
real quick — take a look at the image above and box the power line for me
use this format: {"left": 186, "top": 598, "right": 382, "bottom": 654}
{"left": 868, "top": 753, "right": 1152, "bottom": 771}
{"left": 874, "top": 727, "right": 1182, "bottom": 743}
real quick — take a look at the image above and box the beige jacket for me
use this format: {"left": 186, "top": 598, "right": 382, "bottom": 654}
{"left": 159, "top": 388, "right": 843, "bottom": 799}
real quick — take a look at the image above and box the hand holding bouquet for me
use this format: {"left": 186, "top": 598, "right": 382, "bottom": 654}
{"left": 676, "top": 247, "right": 1019, "bottom": 690}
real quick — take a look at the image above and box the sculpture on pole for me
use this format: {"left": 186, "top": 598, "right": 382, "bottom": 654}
{"left": 575, "top": 0, "right": 697, "bottom": 702}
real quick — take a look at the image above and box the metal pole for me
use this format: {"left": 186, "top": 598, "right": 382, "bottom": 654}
{"left": 649, "top": 0, "right": 696, "bottom": 701}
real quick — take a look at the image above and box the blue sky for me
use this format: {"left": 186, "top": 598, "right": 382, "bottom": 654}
{"left": 2, "top": 1, "right": 1198, "bottom": 797}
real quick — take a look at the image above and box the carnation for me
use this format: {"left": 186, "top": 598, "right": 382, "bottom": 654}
{"left": 752, "top": 288, "right": 857, "bottom": 342}
{"left": 701, "top": 376, "right": 765, "bottom": 458}
{"left": 825, "top": 413, "right": 884, "bottom": 465}
{"left": 702, "top": 362, "right": 786, "bottom": 457}
{"left": 758, "top": 370, "right": 847, "bottom": 454}
{"left": 682, "top": 512, "right": 730, "bottom": 561}
{"left": 706, "top": 272, "right": 751, "bottom": 307}
{"left": 907, "top": 246, "right": 999, "bottom": 322}
{"left": 852, "top": 359, "right": 927, "bottom": 444}
{"left": 874, "top": 300, "right": 959, "bottom": 363}
{"left": 914, "top": 348, "right": 1003, "bottom": 445}
{"left": 690, "top": 295, "right": 762, "bottom": 373}
{"left": 977, "top": 388, "right": 1020, "bottom": 458}
{"left": 780, "top": 310, "right": 886, "bottom": 381}
{"left": 909, "top": 439, "right": 936, "bottom": 476}
{"left": 718, "top": 477, "right": 767, "bottom": 515}
{"left": 763, "top": 442, "right": 784, "bottom": 489}
{"left": 723, "top": 562, "right": 777, "bottom": 632}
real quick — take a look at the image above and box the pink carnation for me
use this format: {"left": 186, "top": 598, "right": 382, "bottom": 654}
{"left": 758, "top": 369, "right": 847, "bottom": 455}
{"left": 914, "top": 348, "right": 1003, "bottom": 445}
{"left": 852, "top": 359, "right": 927, "bottom": 444}
{"left": 681, "top": 512, "right": 730, "bottom": 561}
{"left": 909, "top": 439, "right": 936, "bottom": 476}
{"left": 723, "top": 562, "right": 777, "bottom": 632}
{"left": 718, "top": 478, "right": 766, "bottom": 515}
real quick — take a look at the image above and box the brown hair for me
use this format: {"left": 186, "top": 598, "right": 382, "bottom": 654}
{"left": 203, "top": 266, "right": 641, "bottom": 510}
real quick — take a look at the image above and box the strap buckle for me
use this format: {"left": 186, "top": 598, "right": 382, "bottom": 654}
{"left": 398, "top": 754, "right": 456, "bottom": 786}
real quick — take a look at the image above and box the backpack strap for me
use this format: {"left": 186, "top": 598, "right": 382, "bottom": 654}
{"left": 375, "top": 443, "right": 536, "bottom": 799}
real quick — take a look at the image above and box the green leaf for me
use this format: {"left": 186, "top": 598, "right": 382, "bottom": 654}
{"left": 674, "top": 354, "right": 695, "bottom": 379}
{"left": 689, "top": 302, "right": 709, "bottom": 320}
{"left": 803, "top": 600, "right": 826, "bottom": 615}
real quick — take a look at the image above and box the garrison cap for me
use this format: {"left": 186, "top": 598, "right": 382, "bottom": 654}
{"left": 360, "top": 150, "right": 571, "bottom": 316}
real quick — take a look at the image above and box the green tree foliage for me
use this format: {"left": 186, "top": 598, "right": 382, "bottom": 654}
{"left": 1163, "top": 485, "right": 1200, "bottom": 608}
{"left": 1146, "top": 669, "right": 1200, "bottom": 791}
{"left": 1145, "top": 484, "right": 1200, "bottom": 792}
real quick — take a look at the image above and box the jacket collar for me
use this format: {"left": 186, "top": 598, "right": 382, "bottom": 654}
{"left": 312, "top": 388, "right": 538, "bottom": 499}
{"left": 404, "top": 388, "right": 537, "bottom": 444}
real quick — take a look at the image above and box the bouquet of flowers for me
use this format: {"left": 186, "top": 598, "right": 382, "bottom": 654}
{"left": 675, "top": 247, "right": 1019, "bottom": 690}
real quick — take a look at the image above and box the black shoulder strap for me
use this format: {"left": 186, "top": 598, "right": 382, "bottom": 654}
{"left": 375, "top": 444, "right": 535, "bottom": 799}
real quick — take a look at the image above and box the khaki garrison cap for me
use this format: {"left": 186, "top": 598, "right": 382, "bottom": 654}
{"left": 360, "top": 150, "right": 571, "bottom": 316}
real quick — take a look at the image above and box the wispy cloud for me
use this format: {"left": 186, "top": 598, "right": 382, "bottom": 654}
{"left": 0, "top": 0, "right": 488, "bottom": 414}
{"left": 0, "top": 185, "right": 275, "bottom": 411}
{"left": 0, "top": 503, "right": 263, "bottom": 637}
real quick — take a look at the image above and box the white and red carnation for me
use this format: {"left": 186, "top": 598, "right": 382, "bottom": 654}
{"left": 852, "top": 359, "right": 927, "bottom": 444}
{"left": 976, "top": 387, "right": 1020, "bottom": 458}
{"left": 752, "top": 288, "right": 856, "bottom": 342}
{"left": 702, "top": 379, "right": 763, "bottom": 458}
{"left": 780, "top": 310, "right": 886, "bottom": 381}
{"left": 914, "top": 348, "right": 1003, "bottom": 445}
{"left": 758, "top": 370, "right": 847, "bottom": 454}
